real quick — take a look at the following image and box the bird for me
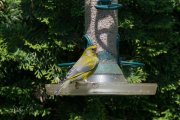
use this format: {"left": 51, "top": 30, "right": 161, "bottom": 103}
{"left": 53, "top": 46, "right": 103, "bottom": 95}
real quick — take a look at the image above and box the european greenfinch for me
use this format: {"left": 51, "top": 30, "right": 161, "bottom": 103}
{"left": 53, "top": 46, "right": 102, "bottom": 95}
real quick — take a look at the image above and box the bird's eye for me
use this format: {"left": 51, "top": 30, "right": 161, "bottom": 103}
{"left": 91, "top": 48, "right": 95, "bottom": 51}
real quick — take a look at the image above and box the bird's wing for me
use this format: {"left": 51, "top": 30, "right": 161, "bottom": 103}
{"left": 62, "top": 56, "right": 98, "bottom": 81}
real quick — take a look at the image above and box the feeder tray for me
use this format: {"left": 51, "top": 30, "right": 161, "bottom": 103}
{"left": 46, "top": 83, "right": 157, "bottom": 95}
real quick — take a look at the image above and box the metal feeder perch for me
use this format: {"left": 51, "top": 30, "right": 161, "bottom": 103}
{"left": 45, "top": 0, "right": 157, "bottom": 95}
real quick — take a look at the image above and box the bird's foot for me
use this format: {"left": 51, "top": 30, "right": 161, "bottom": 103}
{"left": 87, "top": 81, "right": 98, "bottom": 88}
{"left": 75, "top": 82, "right": 79, "bottom": 89}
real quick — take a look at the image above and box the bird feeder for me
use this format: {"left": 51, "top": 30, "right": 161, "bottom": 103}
{"left": 45, "top": 0, "right": 157, "bottom": 95}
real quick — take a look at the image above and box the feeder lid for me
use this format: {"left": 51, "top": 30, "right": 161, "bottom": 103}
{"left": 95, "top": 0, "right": 122, "bottom": 10}
{"left": 95, "top": 4, "right": 122, "bottom": 10}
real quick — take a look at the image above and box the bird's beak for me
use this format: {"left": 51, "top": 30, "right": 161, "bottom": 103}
{"left": 96, "top": 48, "right": 103, "bottom": 54}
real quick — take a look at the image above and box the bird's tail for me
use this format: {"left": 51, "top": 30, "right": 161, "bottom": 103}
{"left": 53, "top": 80, "right": 70, "bottom": 95}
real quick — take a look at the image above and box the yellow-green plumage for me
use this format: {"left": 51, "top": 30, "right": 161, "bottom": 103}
{"left": 53, "top": 46, "right": 102, "bottom": 95}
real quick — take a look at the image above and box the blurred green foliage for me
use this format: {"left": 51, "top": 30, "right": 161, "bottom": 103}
{"left": 0, "top": 0, "right": 180, "bottom": 119}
